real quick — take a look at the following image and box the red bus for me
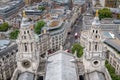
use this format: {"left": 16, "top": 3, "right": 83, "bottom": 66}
{"left": 75, "top": 33, "right": 78, "bottom": 39}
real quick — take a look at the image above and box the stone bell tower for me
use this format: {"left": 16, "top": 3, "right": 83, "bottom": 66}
{"left": 16, "top": 11, "right": 39, "bottom": 73}
{"left": 83, "top": 10, "right": 106, "bottom": 73}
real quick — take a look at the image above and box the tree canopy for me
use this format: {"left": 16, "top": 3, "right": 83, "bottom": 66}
{"left": 72, "top": 43, "right": 84, "bottom": 58}
{"left": 118, "top": 14, "right": 120, "bottom": 19}
{"left": 105, "top": 60, "right": 120, "bottom": 80}
{"left": 9, "top": 30, "right": 19, "bottom": 39}
{"left": 38, "top": 6, "right": 45, "bottom": 11}
{"left": 0, "top": 22, "right": 9, "bottom": 32}
{"left": 98, "top": 8, "right": 112, "bottom": 20}
{"left": 34, "top": 20, "right": 45, "bottom": 34}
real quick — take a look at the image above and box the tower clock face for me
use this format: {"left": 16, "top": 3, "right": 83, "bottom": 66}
{"left": 92, "top": 60, "right": 100, "bottom": 67}
{"left": 22, "top": 60, "right": 31, "bottom": 68}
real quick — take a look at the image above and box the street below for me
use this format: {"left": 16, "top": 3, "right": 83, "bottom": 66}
{"left": 64, "top": 15, "right": 83, "bottom": 51}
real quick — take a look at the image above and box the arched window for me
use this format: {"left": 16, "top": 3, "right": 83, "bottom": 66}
{"left": 95, "top": 35, "right": 97, "bottom": 38}
{"left": 6, "top": 55, "right": 9, "bottom": 58}
{"left": 11, "top": 52, "right": 14, "bottom": 55}
{"left": 95, "top": 42, "right": 97, "bottom": 51}
{"left": 24, "top": 31, "right": 26, "bottom": 34}
{"left": 24, "top": 43, "right": 27, "bottom": 52}
{"left": 24, "top": 36, "right": 26, "bottom": 39}
{"left": 31, "top": 43, "right": 33, "bottom": 51}
{"left": 0, "top": 62, "right": 2, "bottom": 67}
{"left": 22, "top": 36, "right": 24, "bottom": 39}
{"left": 2, "top": 58, "right": 4, "bottom": 61}
{"left": 27, "top": 30, "right": 29, "bottom": 34}
{"left": 96, "top": 30, "right": 98, "bottom": 33}
{"left": 89, "top": 42, "right": 91, "bottom": 51}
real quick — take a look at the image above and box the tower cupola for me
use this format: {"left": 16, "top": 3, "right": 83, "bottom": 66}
{"left": 92, "top": 10, "right": 100, "bottom": 26}
{"left": 16, "top": 10, "right": 39, "bottom": 73}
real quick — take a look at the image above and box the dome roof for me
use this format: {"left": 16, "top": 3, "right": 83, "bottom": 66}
{"left": 92, "top": 17, "right": 100, "bottom": 26}
{"left": 21, "top": 17, "right": 31, "bottom": 28}
{"left": 92, "top": 10, "right": 100, "bottom": 26}
{"left": 20, "top": 10, "right": 32, "bottom": 28}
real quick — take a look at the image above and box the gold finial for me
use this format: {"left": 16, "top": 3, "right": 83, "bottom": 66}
{"left": 37, "top": 5, "right": 39, "bottom": 9}
{"left": 60, "top": 45, "right": 63, "bottom": 50}
{"left": 96, "top": 10, "right": 99, "bottom": 17}
{"left": 30, "top": 25, "right": 34, "bottom": 30}
{"left": 43, "top": 29, "right": 47, "bottom": 34}
{"left": 22, "top": 10, "right": 26, "bottom": 18}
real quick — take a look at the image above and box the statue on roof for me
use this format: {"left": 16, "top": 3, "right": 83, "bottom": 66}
{"left": 22, "top": 10, "right": 26, "bottom": 18}
{"left": 95, "top": 10, "right": 99, "bottom": 17}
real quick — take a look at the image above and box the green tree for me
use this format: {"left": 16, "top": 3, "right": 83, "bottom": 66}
{"left": 118, "top": 14, "right": 120, "bottom": 19}
{"left": 34, "top": 21, "right": 45, "bottom": 34}
{"left": 105, "top": 60, "right": 120, "bottom": 80}
{"left": 98, "top": 8, "right": 112, "bottom": 20}
{"left": 0, "top": 22, "right": 9, "bottom": 32}
{"left": 72, "top": 43, "right": 84, "bottom": 58}
{"left": 38, "top": 6, "right": 45, "bottom": 11}
{"left": 9, "top": 30, "right": 19, "bottom": 39}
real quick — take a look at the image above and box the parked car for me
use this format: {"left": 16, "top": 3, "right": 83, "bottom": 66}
{"left": 65, "top": 49, "right": 70, "bottom": 53}
{"left": 75, "top": 32, "right": 78, "bottom": 39}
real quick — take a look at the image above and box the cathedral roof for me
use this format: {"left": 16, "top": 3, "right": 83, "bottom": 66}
{"left": 18, "top": 72, "right": 34, "bottom": 80}
{"left": 104, "top": 39, "right": 120, "bottom": 53}
{"left": 87, "top": 71, "right": 106, "bottom": 80}
{"left": 45, "top": 50, "right": 77, "bottom": 80}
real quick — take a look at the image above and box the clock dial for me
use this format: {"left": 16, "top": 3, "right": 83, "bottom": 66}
{"left": 22, "top": 60, "right": 31, "bottom": 68}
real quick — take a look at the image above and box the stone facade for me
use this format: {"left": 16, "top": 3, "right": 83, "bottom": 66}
{"left": 82, "top": 11, "right": 112, "bottom": 80}
{"left": 105, "top": 43, "right": 120, "bottom": 75}
{"left": 0, "top": 43, "right": 17, "bottom": 80}
{"left": 39, "top": 29, "right": 51, "bottom": 56}
{"left": 16, "top": 17, "right": 39, "bottom": 73}
{"left": 83, "top": 11, "right": 106, "bottom": 73}
{"left": 44, "top": 19, "right": 68, "bottom": 52}
{"left": 49, "top": 25, "right": 67, "bottom": 52}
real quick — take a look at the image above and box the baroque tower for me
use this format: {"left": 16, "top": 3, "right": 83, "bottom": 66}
{"left": 16, "top": 11, "right": 39, "bottom": 73}
{"left": 83, "top": 10, "right": 106, "bottom": 73}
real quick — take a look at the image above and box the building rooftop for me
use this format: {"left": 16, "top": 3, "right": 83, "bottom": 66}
{"left": 25, "top": 10, "right": 43, "bottom": 15}
{"left": 0, "top": 0, "right": 10, "bottom": 3}
{"left": 83, "top": 15, "right": 94, "bottom": 25}
{"left": 45, "top": 13, "right": 65, "bottom": 29}
{"left": 103, "top": 31, "right": 115, "bottom": 39}
{"left": 83, "top": 15, "right": 120, "bottom": 25}
{"left": 113, "top": 20, "right": 120, "bottom": 24}
{"left": 0, "top": 41, "right": 17, "bottom": 56}
{"left": 0, "top": 5, "right": 9, "bottom": 10}
{"left": 45, "top": 50, "right": 77, "bottom": 80}
{"left": 0, "top": 40, "right": 10, "bottom": 50}
{"left": 104, "top": 39, "right": 120, "bottom": 53}
{"left": 110, "top": 8, "right": 120, "bottom": 14}
{"left": 49, "top": 20, "right": 60, "bottom": 27}
{"left": 0, "top": 0, "right": 23, "bottom": 11}
{"left": 52, "top": 0, "right": 69, "bottom": 4}
{"left": 101, "top": 18, "right": 113, "bottom": 24}
{"left": 18, "top": 72, "right": 34, "bottom": 80}
{"left": 73, "top": 0, "right": 86, "bottom": 5}
{"left": 87, "top": 71, "right": 106, "bottom": 80}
